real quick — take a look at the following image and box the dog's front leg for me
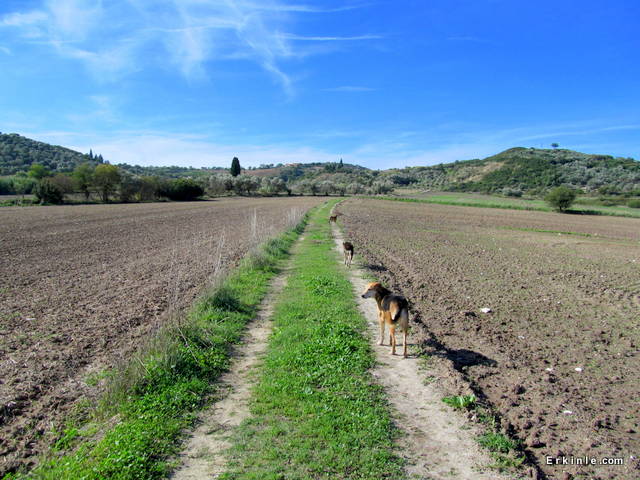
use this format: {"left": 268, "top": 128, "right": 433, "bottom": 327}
{"left": 378, "top": 312, "right": 385, "bottom": 345}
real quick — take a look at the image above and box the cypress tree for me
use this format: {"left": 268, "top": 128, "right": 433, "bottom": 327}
{"left": 230, "top": 157, "right": 241, "bottom": 177}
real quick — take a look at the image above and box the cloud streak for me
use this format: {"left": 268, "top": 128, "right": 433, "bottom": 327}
{"left": 0, "top": 0, "right": 379, "bottom": 92}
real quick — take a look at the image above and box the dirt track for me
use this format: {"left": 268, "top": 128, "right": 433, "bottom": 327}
{"left": 338, "top": 198, "right": 640, "bottom": 480}
{"left": 0, "top": 197, "right": 322, "bottom": 475}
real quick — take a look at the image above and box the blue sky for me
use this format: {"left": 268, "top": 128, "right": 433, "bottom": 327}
{"left": 0, "top": 0, "right": 638, "bottom": 169}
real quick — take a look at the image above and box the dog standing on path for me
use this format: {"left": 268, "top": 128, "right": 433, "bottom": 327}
{"left": 361, "top": 282, "right": 409, "bottom": 357}
{"left": 342, "top": 241, "right": 354, "bottom": 268}
{"left": 329, "top": 215, "right": 338, "bottom": 223}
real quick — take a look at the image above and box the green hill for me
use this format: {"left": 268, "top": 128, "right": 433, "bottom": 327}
{"left": 0, "top": 132, "right": 95, "bottom": 175}
{"left": 384, "top": 147, "right": 640, "bottom": 195}
{"left": 1, "top": 132, "right": 638, "bottom": 195}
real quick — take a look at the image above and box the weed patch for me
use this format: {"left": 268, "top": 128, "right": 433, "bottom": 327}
{"left": 442, "top": 394, "right": 477, "bottom": 410}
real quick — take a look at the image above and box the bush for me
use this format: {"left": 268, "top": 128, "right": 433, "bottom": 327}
{"left": 160, "top": 178, "right": 204, "bottom": 201}
{"left": 501, "top": 187, "right": 523, "bottom": 197}
{"left": 34, "top": 178, "right": 64, "bottom": 204}
{"left": 627, "top": 198, "right": 640, "bottom": 209}
{"left": 545, "top": 186, "right": 577, "bottom": 212}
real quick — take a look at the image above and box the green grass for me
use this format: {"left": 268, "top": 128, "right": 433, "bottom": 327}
{"left": 371, "top": 192, "right": 640, "bottom": 218}
{"left": 220, "top": 200, "right": 404, "bottom": 480}
{"left": 500, "top": 226, "right": 594, "bottom": 237}
{"left": 476, "top": 433, "right": 525, "bottom": 471}
{"left": 477, "top": 432, "right": 518, "bottom": 453}
{"left": 4, "top": 211, "right": 311, "bottom": 480}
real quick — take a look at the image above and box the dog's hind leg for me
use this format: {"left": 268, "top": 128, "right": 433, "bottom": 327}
{"left": 400, "top": 309, "right": 409, "bottom": 358}
{"left": 390, "top": 325, "right": 396, "bottom": 355}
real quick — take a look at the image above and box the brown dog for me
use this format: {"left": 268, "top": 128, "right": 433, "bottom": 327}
{"left": 361, "top": 282, "right": 409, "bottom": 357}
{"left": 342, "top": 241, "right": 354, "bottom": 268}
{"left": 329, "top": 215, "right": 337, "bottom": 223}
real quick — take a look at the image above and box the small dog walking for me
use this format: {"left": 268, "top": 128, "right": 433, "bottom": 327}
{"left": 361, "top": 282, "right": 409, "bottom": 357}
{"left": 342, "top": 241, "right": 354, "bottom": 268}
{"left": 329, "top": 215, "right": 338, "bottom": 223}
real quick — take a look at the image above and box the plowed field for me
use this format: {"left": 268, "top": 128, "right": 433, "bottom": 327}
{"left": 0, "top": 197, "right": 323, "bottom": 475}
{"left": 338, "top": 198, "right": 639, "bottom": 480}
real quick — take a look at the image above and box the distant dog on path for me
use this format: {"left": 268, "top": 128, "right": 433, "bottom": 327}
{"left": 342, "top": 241, "right": 354, "bottom": 268}
{"left": 361, "top": 282, "right": 409, "bottom": 357}
{"left": 329, "top": 215, "right": 337, "bottom": 223}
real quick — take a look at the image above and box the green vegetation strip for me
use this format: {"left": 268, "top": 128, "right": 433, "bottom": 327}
{"left": 220, "top": 200, "right": 404, "bottom": 480}
{"left": 7, "top": 213, "right": 310, "bottom": 480}
{"left": 369, "top": 195, "right": 640, "bottom": 218}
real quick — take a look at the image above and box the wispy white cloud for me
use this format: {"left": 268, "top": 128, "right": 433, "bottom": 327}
{"left": 0, "top": 0, "right": 378, "bottom": 92}
{"left": 0, "top": 45, "right": 11, "bottom": 55}
{"left": 0, "top": 10, "right": 48, "bottom": 27}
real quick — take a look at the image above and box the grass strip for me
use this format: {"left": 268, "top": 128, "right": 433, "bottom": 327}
{"left": 5, "top": 210, "right": 311, "bottom": 480}
{"left": 220, "top": 200, "right": 404, "bottom": 480}
{"left": 368, "top": 195, "right": 640, "bottom": 218}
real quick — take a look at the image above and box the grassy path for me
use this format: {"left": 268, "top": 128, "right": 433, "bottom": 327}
{"left": 217, "top": 200, "right": 404, "bottom": 480}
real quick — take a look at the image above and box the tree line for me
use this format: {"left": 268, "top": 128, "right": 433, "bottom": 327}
{"left": 0, "top": 157, "right": 394, "bottom": 205}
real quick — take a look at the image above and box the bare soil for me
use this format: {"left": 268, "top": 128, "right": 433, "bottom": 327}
{"left": 0, "top": 197, "right": 322, "bottom": 476}
{"left": 337, "top": 198, "right": 640, "bottom": 480}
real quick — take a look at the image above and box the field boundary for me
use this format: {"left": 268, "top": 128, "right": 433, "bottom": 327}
{"left": 4, "top": 207, "right": 313, "bottom": 480}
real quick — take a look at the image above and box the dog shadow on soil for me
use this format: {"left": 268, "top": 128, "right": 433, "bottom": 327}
{"left": 361, "top": 262, "right": 387, "bottom": 273}
{"left": 413, "top": 314, "right": 497, "bottom": 370}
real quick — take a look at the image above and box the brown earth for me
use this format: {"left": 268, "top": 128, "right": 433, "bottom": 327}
{"left": 0, "top": 197, "right": 323, "bottom": 476}
{"left": 338, "top": 198, "right": 639, "bottom": 480}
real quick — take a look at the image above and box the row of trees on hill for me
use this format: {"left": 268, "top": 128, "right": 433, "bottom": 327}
{"left": 0, "top": 162, "right": 206, "bottom": 204}
{"left": 208, "top": 172, "right": 394, "bottom": 197}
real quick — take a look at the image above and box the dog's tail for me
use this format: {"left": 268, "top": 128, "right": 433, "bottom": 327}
{"left": 389, "top": 297, "right": 409, "bottom": 331}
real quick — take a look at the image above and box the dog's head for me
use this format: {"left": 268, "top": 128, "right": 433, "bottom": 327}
{"left": 361, "top": 282, "right": 382, "bottom": 299}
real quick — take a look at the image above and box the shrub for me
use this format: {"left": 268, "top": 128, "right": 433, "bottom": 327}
{"left": 627, "top": 198, "right": 640, "bottom": 208}
{"left": 160, "top": 178, "right": 204, "bottom": 201}
{"left": 94, "top": 164, "right": 122, "bottom": 203}
{"left": 501, "top": 187, "right": 523, "bottom": 197}
{"left": 34, "top": 178, "right": 64, "bottom": 204}
{"left": 545, "top": 186, "right": 577, "bottom": 212}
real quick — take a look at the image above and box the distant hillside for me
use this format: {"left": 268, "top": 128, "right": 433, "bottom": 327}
{"left": 0, "top": 132, "right": 226, "bottom": 178}
{"left": 1, "top": 133, "right": 638, "bottom": 195}
{"left": 0, "top": 132, "right": 95, "bottom": 175}
{"left": 385, "top": 147, "right": 640, "bottom": 194}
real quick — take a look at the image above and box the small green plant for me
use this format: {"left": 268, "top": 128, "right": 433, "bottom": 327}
{"left": 442, "top": 394, "right": 477, "bottom": 410}
{"left": 477, "top": 432, "right": 518, "bottom": 453}
{"left": 544, "top": 186, "right": 577, "bottom": 212}
{"left": 627, "top": 198, "right": 640, "bottom": 208}
{"left": 52, "top": 427, "right": 81, "bottom": 451}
